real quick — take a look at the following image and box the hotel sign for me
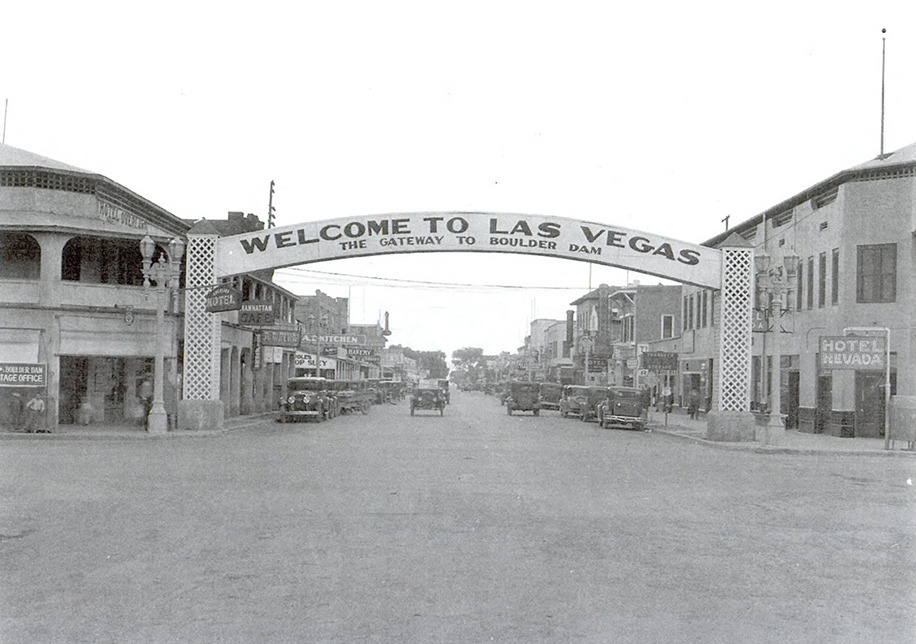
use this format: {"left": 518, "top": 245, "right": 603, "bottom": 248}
{"left": 205, "top": 285, "right": 242, "bottom": 313}
{"left": 818, "top": 336, "right": 887, "bottom": 371}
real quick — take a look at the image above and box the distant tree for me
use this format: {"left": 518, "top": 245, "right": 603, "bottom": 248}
{"left": 451, "top": 347, "right": 486, "bottom": 383}
{"left": 389, "top": 345, "right": 448, "bottom": 379}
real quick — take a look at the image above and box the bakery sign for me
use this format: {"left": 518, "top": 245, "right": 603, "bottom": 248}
{"left": 818, "top": 336, "right": 887, "bottom": 371}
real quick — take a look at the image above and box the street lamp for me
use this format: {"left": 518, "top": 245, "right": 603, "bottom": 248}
{"left": 755, "top": 250, "right": 799, "bottom": 444}
{"left": 140, "top": 235, "right": 185, "bottom": 434}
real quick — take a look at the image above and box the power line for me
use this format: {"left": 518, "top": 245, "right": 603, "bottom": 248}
{"left": 278, "top": 266, "right": 591, "bottom": 291}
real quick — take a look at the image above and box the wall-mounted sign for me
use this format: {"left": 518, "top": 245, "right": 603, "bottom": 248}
{"left": 0, "top": 363, "right": 47, "bottom": 387}
{"left": 295, "top": 352, "right": 317, "bottom": 369}
{"left": 239, "top": 300, "right": 275, "bottom": 326}
{"left": 818, "top": 336, "right": 887, "bottom": 371}
{"left": 301, "top": 333, "right": 366, "bottom": 345}
{"left": 344, "top": 347, "right": 378, "bottom": 359}
{"left": 260, "top": 325, "right": 299, "bottom": 348}
{"left": 205, "top": 285, "right": 242, "bottom": 313}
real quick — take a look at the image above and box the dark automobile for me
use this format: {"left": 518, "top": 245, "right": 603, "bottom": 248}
{"left": 506, "top": 381, "right": 541, "bottom": 416}
{"left": 437, "top": 379, "right": 451, "bottom": 404}
{"left": 410, "top": 381, "right": 445, "bottom": 416}
{"left": 280, "top": 377, "right": 336, "bottom": 422}
{"left": 538, "top": 382, "right": 563, "bottom": 411}
{"left": 329, "top": 379, "right": 373, "bottom": 414}
{"left": 598, "top": 386, "right": 650, "bottom": 430}
{"left": 559, "top": 385, "right": 590, "bottom": 418}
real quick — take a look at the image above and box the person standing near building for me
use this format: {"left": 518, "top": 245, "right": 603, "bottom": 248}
{"left": 25, "top": 392, "right": 47, "bottom": 433}
{"left": 688, "top": 388, "right": 700, "bottom": 420}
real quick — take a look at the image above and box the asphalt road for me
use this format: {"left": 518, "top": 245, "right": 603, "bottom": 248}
{"left": 1, "top": 390, "right": 914, "bottom": 643}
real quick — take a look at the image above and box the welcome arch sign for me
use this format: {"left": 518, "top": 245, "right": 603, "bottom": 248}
{"left": 180, "top": 212, "right": 754, "bottom": 436}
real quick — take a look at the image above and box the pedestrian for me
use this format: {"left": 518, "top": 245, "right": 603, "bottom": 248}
{"left": 7, "top": 392, "right": 25, "bottom": 431}
{"left": 688, "top": 388, "right": 700, "bottom": 420}
{"left": 25, "top": 392, "right": 47, "bottom": 433}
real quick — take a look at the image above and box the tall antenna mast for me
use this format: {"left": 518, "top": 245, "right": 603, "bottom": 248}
{"left": 880, "top": 28, "right": 887, "bottom": 157}
{"left": 267, "top": 180, "right": 276, "bottom": 228}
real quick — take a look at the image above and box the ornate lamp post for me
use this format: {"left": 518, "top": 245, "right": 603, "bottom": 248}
{"left": 140, "top": 235, "right": 185, "bottom": 434}
{"left": 754, "top": 250, "right": 799, "bottom": 444}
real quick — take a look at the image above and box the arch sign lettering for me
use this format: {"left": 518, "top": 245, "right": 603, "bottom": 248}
{"left": 216, "top": 212, "right": 721, "bottom": 288}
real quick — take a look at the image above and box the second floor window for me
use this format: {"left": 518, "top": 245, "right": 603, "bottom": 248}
{"left": 661, "top": 315, "right": 674, "bottom": 339}
{"left": 857, "top": 243, "right": 897, "bottom": 303}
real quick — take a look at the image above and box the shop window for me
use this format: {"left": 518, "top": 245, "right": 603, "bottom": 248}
{"left": 857, "top": 243, "right": 896, "bottom": 303}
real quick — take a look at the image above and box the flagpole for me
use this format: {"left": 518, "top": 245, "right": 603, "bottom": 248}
{"left": 880, "top": 28, "right": 886, "bottom": 156}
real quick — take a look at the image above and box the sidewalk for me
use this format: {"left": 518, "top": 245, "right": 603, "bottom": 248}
{"left": 0, "top": 412, "right": 278, "bottom": 440}
{"left": 648, "top": 408, "right": 916, "bottom": 456}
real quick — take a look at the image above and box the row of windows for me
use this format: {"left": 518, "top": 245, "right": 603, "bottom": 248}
{"left": 793, "top": 243, "right": 897, "bottom": 311}
{"left": 683, "top": 290, "right": 714, "bottom": 332}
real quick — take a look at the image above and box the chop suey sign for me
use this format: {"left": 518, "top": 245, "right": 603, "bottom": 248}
{"left": 216, "top": 212, "right": 721, "bottom": 288}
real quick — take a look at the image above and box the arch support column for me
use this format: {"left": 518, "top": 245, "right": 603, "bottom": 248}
{"left": 178, "top": 221, "right": 224, "bottom": 430}
{"left": 707, "top": 233, "right": 756, "bottom": 441}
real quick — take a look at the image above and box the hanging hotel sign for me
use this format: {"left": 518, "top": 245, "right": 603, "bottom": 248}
{"left": 205, "top": 285, "right": 242, "bottom": 313}
{"left": 215, "top": 212, "right": 722, "bottom": 289}
{"left": 0, "top": 363, "right": 47, "bottom": 387}
{"left": 239, "top": 300, "right": 275, "bottom": 326}
{"left": 818, "top": 336, "right": 887, "bottom": 371}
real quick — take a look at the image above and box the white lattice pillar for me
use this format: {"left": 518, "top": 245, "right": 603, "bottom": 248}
{"left": 177, "top": 220, "right": 224, "bottom": 430}
{"left": 706, "top": 232, "right": 756, "bottom": 441}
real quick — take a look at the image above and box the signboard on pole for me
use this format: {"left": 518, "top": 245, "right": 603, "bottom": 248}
{"left": 641, "top": 351, "right": 679, "bottom": 371}
{"left": 260, "top": 325, "right": 299, "bottom": 347}
{"left": 818, "top": 336, "right": 887, "bottom": 371}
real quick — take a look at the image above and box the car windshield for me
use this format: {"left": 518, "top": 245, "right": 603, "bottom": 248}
{"left": 288, "top": 380, "right": 325, "bottom": 392}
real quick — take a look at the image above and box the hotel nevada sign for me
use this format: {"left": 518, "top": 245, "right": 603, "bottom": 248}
{"left": 215, "top": 212, "right": 722, "bottom": 289}
{"left": 818, "top": 336, "right": 887, "bottom": 371}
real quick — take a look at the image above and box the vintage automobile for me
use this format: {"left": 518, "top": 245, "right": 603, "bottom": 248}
{"left": 597, "top": 386, "right": 650, "bottom": 430}
{"left": 506, "top": 381, "right": 541, "bottom": 416}
{"left": 437, "top": 379, "right": 451, "bottom": 404}
{"left": 538, "top": 382, "right": 563, "bottom": 411}
{"left": 410, "top": 381, "right": 445, "bottom": 416}
{"left": 280, "top": 377, "right": 336, "bottom": 423}
{"left": 579, "top": 386, "right": 612, "bottom": 422}
{"left": 559, "top": 385, "right": 590, "bottom": 418}
{"left": 329, "top": 379, "right": 373, "bottom": 414}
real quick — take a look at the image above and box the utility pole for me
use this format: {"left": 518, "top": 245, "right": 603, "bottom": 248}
{"left": 267, "top": 180, "right": 276, "bottom": 228}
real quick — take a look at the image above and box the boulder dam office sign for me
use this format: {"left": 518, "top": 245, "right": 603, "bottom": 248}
{"left": 215, "top": 212, "right": 721, "bottom": 288}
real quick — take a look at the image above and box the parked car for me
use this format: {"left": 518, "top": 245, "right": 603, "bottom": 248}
{"left": 329, "top": 379, "right": 373, "bottom": 414}
{"left": 411, "top": 381, "right": 445, "bottom": 416}
{"left": 538, "top": 382, "right": 563, "bottom": 410}
{"left": 506, "top": 381, "right": 541, "bottom": 416}
{"left": 559, "top": 385, "right": 590, "bottom": 418}
{"left": 437, "top": 379, "right": 451, "bottom": 404}
{"left": 280, "top": 377, "right": 336, "bottom": 423}
{"left": 597, "top": 386, "right": 650, "bottom": 430}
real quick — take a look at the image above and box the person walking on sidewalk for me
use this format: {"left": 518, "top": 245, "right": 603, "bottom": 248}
{"left": 24, "top": 392, "right": 48, "bottom": 433}
{"left": 687, "top": 388, "right": 700, "bottom": 420}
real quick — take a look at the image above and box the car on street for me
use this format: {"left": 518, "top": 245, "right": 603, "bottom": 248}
{"left": 280, "top": 377, "right": 336, "bottom": 423}
{"left": 410, "top": 380, "right": 445, "bottom": 416}
{"left": 559, "top": 385, "right": 590, "bottom": 418}
{"left": 538, "top": 382, "right": 563, "bottom": 410}
{"left": 329, "top": 379, "right": 373, "bottom": 415}
{"left": 597, "top": 386, "right": 650, "bottom": 430}
{"left": 506, "top": 381, "right": 541, "bottom": 416}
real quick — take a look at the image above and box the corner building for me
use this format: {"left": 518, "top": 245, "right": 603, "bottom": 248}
{"left": 684, "top": 143, "right": 915, "bottom": 437}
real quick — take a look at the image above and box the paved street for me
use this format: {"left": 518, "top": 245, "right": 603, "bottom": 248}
{"left": 2, "top": 390, "right": 915, "bottom": 643}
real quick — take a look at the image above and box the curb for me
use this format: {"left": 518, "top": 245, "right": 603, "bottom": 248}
{"left": 650, "top": 425, "right": 916, "bottom": 457}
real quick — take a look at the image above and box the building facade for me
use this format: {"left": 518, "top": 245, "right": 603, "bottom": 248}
{"left": 0, "top": 144, "right": 299, "bottom": 431}
{"left": 682, "top": 143, "right": 916, "bottom": 437}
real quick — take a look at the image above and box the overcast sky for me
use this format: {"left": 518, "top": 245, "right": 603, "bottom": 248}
{"left": 4, "top": 1, "right": 915, "bottom": 357}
